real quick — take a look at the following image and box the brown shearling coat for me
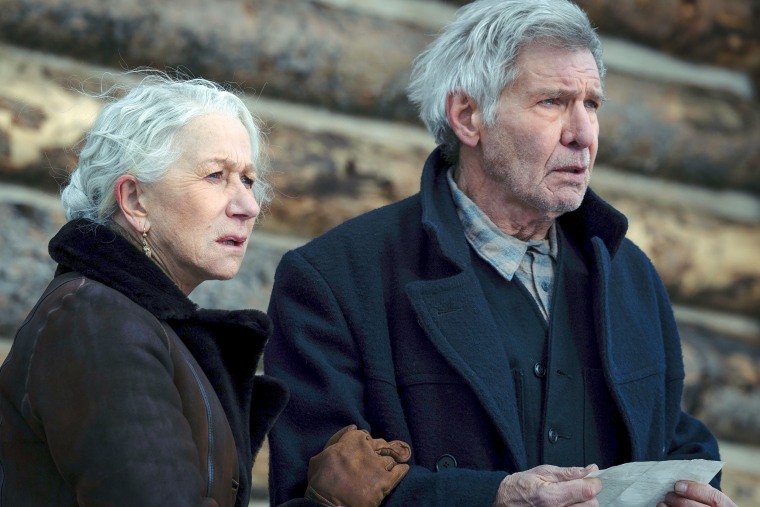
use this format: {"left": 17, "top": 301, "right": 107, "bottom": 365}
{"left": 0, "top": 219, "right": 288, "bottom": 506}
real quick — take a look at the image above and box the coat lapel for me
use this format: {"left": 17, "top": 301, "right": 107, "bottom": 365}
{"left": 406, "top": 271, "right": 528, "bottom": 470}
{"left": 408, "top": 149, "right": 634, "bottom": 472}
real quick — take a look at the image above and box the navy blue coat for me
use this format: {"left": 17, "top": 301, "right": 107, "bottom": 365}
{"left": 265, "top": 148, "right": 720, "bottom": 506}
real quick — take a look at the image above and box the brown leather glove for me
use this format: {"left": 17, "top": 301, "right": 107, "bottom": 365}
{"left": 304, "top": 424, "right": 412, "bottom": 507}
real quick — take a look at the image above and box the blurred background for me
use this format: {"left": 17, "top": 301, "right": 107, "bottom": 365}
{"left": 0, "top": 0, "right": 758, "bottom": 504}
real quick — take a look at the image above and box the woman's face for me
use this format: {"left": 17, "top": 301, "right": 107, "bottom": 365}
{"left": 140, "top": 113, "right": 260, "bottom": 294}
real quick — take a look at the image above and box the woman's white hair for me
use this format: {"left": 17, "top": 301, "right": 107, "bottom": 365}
{"left": 61, "top": 71, "right": 270, "bottom": 224}
{"left": 407, "top": 0, "right": 605, "bottom": 163}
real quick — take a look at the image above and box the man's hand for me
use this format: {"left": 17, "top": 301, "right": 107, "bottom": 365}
{"left": 493, "top": 464, "right": 602, "bottom": 507}
{"left": 304, "top": 424, "right": 411, "bottom": 507}
{"left": 659, "top": 481, "right": 737, "bottom": 507}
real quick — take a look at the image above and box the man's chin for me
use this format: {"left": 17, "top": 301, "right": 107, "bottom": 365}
{"left": 544, "top": 192, "right": 586, "bottom": 216}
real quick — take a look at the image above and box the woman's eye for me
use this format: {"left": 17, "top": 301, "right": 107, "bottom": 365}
{"left": 207, "top": 171, "right": 223, "bottom": 180}
{"left": 241, "top": 175, "right": 255, "bottom": 189}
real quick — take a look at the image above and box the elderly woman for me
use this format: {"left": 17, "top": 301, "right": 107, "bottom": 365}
{"left": 0, "top": 74, "right": 409, "bottom": 507}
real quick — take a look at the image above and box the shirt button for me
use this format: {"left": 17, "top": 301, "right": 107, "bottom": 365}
{"left": 435, "top": 454, "right": 457, "bottom": 471}
{"left": 533, "top": 362, "right": 546, "bottom": 378}
{"left": 548, "top": 429, "right": 559, "bottom": 444}
{"left": 541, "top": 280, "right": 550, "bottom": 292}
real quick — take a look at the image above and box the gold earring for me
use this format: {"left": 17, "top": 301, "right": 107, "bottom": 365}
{"left": 142, "top": 224, "right": 152, "bottom": 258}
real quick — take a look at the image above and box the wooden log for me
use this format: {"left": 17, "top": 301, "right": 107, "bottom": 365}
{"left": 0, "top": 0, "right": 430, "bottom": 121}
{"left": 1, "top": 45, "right": 759, "bottom": 318}
{"left": 594, "top": 179, "right": 760, "bottom": 318}
{"left": 574, "top": 0, "right": 760, "bottom": 89}
{"left": 1, "top": 0, "right": 759, "bottom": 194}
{"left": 262, "top": 112, "right": 430, "bottom": 237}
{"left": 599, "top": 72, "right": 760, "bottom": 194}
{"left": 432, "top": 0, "right": 760, "bottom": 87}
{"left": 680, "top": 321, "right": 760, "bottom": 443}
{"left": 7, "top": 49, "right": 756, "bottom": 200}
{"left": 675, "top": 305, "right": 760, "bottom": 349}
{"left": 0, "top": 47, "right": 104, "bottom": 192}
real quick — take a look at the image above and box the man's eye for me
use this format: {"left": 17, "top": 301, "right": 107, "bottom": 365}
{"left": 585, "top": 100, "right": 600, "bottom": 110}
{"left": 540, "top": 98, "right": 558, "bottom": 106}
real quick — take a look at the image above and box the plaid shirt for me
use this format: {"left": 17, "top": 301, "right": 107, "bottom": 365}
{"left": 447, "top": 169, "right": 558, "bottom": 320}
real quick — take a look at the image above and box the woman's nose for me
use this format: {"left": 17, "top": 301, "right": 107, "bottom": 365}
{"left": 229, "top": 182, "right": 260, "bottom": 220}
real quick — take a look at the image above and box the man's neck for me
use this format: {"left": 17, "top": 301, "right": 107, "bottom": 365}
{"left": 454, "top": 163, "right": 556, "bottom": 241}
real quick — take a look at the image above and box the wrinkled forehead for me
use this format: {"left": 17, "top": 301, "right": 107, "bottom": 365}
{"left": 512, "top": 43, "right": 602, "bottom": 89}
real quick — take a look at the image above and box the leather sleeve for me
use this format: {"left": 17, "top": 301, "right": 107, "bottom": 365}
{"left": 25, "top": 279, "right": 217, "bottom": 507}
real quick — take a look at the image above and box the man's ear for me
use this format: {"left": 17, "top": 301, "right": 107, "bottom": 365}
{"left": 114, "top": 174, "right": 148, "bottom": 232}
{"left": 446, "top": 92, "right": 482, "bottom": 148}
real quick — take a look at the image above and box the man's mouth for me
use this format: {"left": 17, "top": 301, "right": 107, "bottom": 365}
{"left": 553, "top": 150, "right": 591, "bottom": 175}
{"left": 555, "top": 165, "right": 586, "bottom": 174}
{"left": 218, "top": 236, "right": 247, "bottom": 247}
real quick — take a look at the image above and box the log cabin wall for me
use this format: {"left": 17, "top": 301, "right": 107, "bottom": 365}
{"left": 0, "top": 0, "right": 758, "bottom": 503}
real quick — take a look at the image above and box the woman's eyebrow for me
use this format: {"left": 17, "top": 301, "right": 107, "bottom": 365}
{"left": 200, "top": 157, "right": 256, "bottom": 172}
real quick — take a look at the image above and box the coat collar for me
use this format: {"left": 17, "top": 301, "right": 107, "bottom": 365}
{"left": 48, "top": 219, "right": 271, "bottom": 336}
{"left": 419, "top": 149, "right": 472, "bottom": 270}
{"left": 418, "top": 147, "right": 629, "bottom": 265}
{"left": 50, "top": 219, "right": 197, "bottom": 318}
{"left": 411, "top": 147, "right": 630, "bottom": 470}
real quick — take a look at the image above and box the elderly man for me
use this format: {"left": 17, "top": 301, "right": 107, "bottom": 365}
{"left": 265, "top": 1, "right": 736, "bottom": 505}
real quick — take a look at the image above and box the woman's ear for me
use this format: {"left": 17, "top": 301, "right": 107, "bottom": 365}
{"left": 446, "top": 92, "right": 482, "bottom": 148}
{"left": 114, "top": 175, "right": 148, "bottom": 232}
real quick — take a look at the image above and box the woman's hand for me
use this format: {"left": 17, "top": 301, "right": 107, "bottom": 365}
{"left": 304, "top": 425, "right": 411, "bottom": 507}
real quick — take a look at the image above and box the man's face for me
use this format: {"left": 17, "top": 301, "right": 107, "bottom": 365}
{"left": 475, "top": 43, "right": 603, "bottom": 221}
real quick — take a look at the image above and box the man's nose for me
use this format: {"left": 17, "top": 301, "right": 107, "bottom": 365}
{"left": 560, "top": 102, "right": 596, "bottom": 149}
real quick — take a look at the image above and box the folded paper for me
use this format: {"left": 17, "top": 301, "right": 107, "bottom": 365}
{"left": 586, "top": 459, "right": 725, "bottom": 507}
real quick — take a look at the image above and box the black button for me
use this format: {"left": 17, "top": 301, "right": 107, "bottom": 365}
{"left": 541, "top": 280, "right": 550, "bottom": 292}
{"left": 548, "top": 429, "right": 559, "bottom": 444}
{"left": 435, "top": 454, "right": 457, "bottom": 471}
{"left": 533, "top": 362, "right": 546, "bottom": 378}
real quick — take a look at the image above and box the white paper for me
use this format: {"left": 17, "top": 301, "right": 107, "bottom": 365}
{"left": 585, "top": 459, "right": 725, "bottom": 507}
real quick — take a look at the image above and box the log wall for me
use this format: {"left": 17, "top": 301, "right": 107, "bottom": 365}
{"left": 1, "top": 1, "right": 759, "bottom": 494}
{"left": 0, "top": 0, "right": 758, "bottom": 193}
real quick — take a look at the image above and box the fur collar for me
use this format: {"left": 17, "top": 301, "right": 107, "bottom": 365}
{"left": 48, "top": 219, "right": 271, "bottom": 337}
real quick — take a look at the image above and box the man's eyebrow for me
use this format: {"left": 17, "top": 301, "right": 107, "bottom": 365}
{"left": 534, "top": 87, "right": 606, "bottom": 103}
{"left": 589, "top": 90, "right": 607, "bottom": 104}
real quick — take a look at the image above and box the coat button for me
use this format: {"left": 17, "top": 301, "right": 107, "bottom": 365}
{"left": 435, "top": 454, "right": 458, "bottom": 471}
{"left": 548, "top": 429, "right": 559, "bottom": 444}
{"left": 533, "top": 362, "right": 546, "bottom": 378}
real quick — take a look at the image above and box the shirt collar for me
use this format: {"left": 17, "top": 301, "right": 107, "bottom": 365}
{"left": 446, "top": 168, "right": 558, "bottom": 281}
